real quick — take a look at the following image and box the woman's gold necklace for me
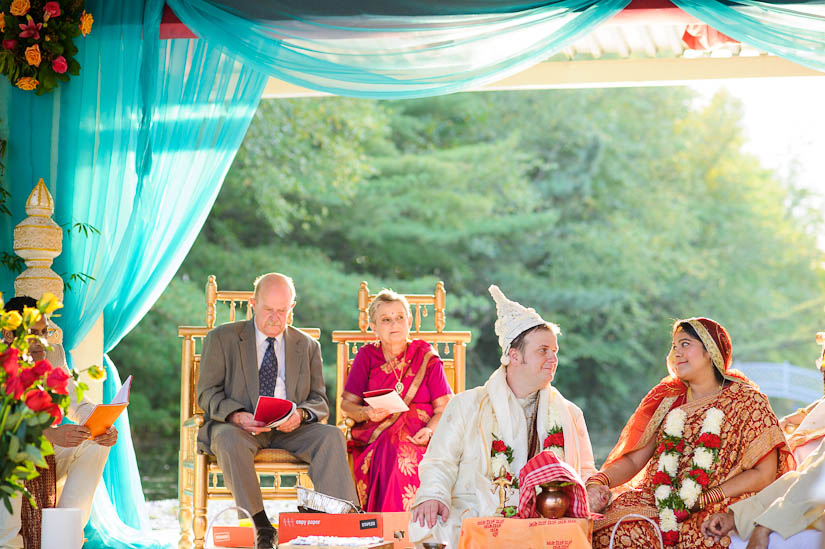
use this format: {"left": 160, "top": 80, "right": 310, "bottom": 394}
{"left": 386, "top": 344, "right": 409, "bottom": 394}
{"left": 687, "top": 381, "right": 723, "bottom": 402}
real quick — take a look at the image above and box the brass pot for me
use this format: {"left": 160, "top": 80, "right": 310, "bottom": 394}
{"left": 535, "top": 482, "right": 570, "bottom": 519}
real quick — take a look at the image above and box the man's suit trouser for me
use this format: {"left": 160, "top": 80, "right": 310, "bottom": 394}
{"left": 210, "top": 422, "right": 357, "bottom": 516}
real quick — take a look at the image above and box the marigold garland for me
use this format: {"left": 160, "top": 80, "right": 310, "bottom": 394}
{"left": 0, "top": 0, "right": 92, "bottom": 94}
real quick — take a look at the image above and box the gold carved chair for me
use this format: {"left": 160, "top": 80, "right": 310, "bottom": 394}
{"left": 332, "top": 281, "right": 471, "bottom": 473}
{"left": 177, "top": 276, "right": 318, "bottom": 549}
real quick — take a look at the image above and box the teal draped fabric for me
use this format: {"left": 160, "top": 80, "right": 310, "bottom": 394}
{"left": 0, "top": 0, "right": 266, "bottom": 546}
{"left": 672, "top": 1, "right": 825, "bottom": 71}
{"left": 166, "top": 0, "right": 631, "bottom": 98}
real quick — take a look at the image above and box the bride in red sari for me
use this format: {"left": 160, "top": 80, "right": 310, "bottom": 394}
{"left": 340, "top": 289, "right": 453, "bottom": 512}
{"left": 587, "top": 317, "right": 794, "bottom": 548}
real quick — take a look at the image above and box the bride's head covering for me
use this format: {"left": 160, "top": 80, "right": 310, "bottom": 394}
{"left": 488, "top": 285, "right": 558, "bottom": 366}
{"left": 668, "top": 317, "right": 750, "bottom": 384}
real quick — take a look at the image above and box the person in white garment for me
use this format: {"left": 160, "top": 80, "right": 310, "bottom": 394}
{"left": 701, "top": 436, "right": 825, "bottom": 549}
{"left": 0, "top": 296, "right": 116, "bottom": 549}
{"left": 700, "top": 352, "right": 825, "bottom": 549}
{"left": 779, "top": 351, "right": 825, "bottom": 465}
{"left": 409, "top": 285, "right": 597, "bottom": 548}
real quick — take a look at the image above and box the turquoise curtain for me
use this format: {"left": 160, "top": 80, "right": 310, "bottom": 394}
{"left": 166, "top": 0, "right": 631, "bottom": 98}
{"left": 0, "top": 0, "right": 266, "bottom": 546}
{"left": 672, "top": 1, "right": 825, "bottom": 71}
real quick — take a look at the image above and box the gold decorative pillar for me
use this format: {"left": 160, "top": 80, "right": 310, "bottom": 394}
{"left": 13, "top": 179, "right": 63, "bottom": 344}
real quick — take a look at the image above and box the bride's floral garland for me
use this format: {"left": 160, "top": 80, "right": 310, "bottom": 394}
{"left": 489, "top": 399, "right": 566, "bottom": 517}
{"left": 652, "top": 407, "right": 724, "bottom": 546}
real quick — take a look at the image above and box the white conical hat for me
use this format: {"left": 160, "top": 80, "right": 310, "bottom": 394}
{"left": 489, "top": 285, "right": 553, "bottom": 365}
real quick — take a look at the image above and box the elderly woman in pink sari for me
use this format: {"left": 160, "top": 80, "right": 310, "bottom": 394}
{"left": 341, "top": 289, "right": 453, "bottom": 512}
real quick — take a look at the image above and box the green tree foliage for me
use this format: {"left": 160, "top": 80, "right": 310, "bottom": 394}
{"left": 111, "top": 89, "right": 825, "bottom": 497}
{"left": 202, "top": 98, "right": 389, "bottom": 244}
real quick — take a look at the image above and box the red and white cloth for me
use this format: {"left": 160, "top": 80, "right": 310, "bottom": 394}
{"left": 517, "top": 451, "right": 594, "bottom": 519}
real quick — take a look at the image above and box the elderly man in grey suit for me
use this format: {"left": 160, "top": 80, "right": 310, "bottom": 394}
{"left": 197, "top": 273, "right": 357, "bottom": 549}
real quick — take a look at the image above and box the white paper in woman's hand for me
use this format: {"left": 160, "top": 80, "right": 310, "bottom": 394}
{"left": 363, "top": 390, "right": 409, "bottom": 413}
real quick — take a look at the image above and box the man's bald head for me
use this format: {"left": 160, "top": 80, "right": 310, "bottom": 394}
{"left": 253, "top": 273, "right": 296, "bottom": 302}
{"left": 250, "top": 273, "right": 296, "bottom": 337}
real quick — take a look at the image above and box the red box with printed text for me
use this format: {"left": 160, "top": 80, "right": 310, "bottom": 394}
{"left": 278, "top": 512, "right": 413, "bottom": 549}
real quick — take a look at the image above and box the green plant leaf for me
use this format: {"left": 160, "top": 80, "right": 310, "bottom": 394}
{"left": 6, "top": 436, "right": 18, "bottom": 459}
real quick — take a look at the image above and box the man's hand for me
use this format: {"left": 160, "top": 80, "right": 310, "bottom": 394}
{"left": 276, "top": 409, "right": 302, "bottom": 433}
{"left": 45, "top": 425, "right": 91, "bottom": 448}
{"left": 93, "top": 426, "right": 118, "bottom": 447}
{"left": 412, "top": 499, "right": 449, "bottom": 529}
{"left": 228, "top": 411, "right": 270, "bottom": 435}
{"left": 407, "top": 427, "right": 433, "bottom": 446}
{"left": 701, "top": 511, "right": 736, "bottom": 541}
{"left": 745, "top": 525, "right": 772, "bottom": 549}
{"left": 586, "top": 484, "right": 610, "bottom": 513}
{"left": 365, "top": 406, "right": 391, "bottom": 423}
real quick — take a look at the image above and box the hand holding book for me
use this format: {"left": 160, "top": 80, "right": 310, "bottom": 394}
{"left": 253, "top": 396, "right": 296, "bottom": 428}
{"left": 82, "top": 375, "right": 131, "bottom": 438}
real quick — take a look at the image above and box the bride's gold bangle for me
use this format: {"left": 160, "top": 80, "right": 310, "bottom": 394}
{"left": 586, "top": 472, "right": 611, "bottom": 488}
{"left": 699, "top": 486, "right": 726, "bottom": 509}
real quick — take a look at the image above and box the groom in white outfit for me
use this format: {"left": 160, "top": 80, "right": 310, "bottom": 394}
{"left": 0, "top": 296, "right": 116, "bottom": 549}
{"left": 410, "top": 285, "right": 597, "bottom": 548}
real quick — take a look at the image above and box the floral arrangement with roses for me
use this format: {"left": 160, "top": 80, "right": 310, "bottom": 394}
{"left": 0, "top": 0, "right": 93, "bottom": 94}
{"left": 0, "top": 292, "right": 84, "bottom": 512}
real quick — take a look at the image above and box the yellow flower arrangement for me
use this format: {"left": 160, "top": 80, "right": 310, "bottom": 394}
{"left": 8, "top": 0, "right": 27, "bottom": 17}
{"left": 37, "top": 292, "right": 63, "bottom": 315}
{"left": 15, "top": 76, "right": 38, "bottom": 90}
{"left": 87, "top": 364, "right": 106, "bottom": 381}
{"left": 0, "top": 310, "right": 22, "bottom": 330}
{"left": 0, "top": 12, "right": 5, "bottom": 32}
{"left": 24, "top": 44, "right": 40, "bottom": 67}
{"left": 79, "top": 10, "right": 92, "bottom": 37}
{"left": 21, "top": 306, "right": 42, "bottom": 326}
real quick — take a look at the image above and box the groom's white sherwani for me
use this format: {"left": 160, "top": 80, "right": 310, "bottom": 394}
{"left": 410, "top": 366, "right": 596, "bottom": 548}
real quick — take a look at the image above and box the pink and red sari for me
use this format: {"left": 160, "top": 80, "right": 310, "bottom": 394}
{"left": 344, "top": 339, "right": 452, "bottom": 512}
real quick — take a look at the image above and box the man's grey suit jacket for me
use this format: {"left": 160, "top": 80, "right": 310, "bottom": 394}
{"left": 196, "top": 320, "right": 329, "bottom": 453}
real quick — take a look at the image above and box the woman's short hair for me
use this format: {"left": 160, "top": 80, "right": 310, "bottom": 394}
{"left": 368, "top": 289, "right": 411, "bottom": 325}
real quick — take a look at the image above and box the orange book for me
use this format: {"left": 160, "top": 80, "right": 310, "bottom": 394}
{"left": 83, "top": 375, "right": 132, "bottom": 437}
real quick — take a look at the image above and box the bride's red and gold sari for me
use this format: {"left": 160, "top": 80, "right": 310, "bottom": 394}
{"left": 593, "top": 318, "right": 794, "bottom": 549}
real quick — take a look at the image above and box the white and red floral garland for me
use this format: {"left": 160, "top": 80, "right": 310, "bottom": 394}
{"left": 490, "top": 399, "right": 568, "bottom": 516}
{"left": 651, "top": 406, "right": 724, "bottom": 546}
{"left": 542, "top": 402, "right": 565, "bottom": 459}
{"left": 490, "top": 435, "right": 519, "bottom": 517}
